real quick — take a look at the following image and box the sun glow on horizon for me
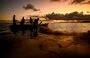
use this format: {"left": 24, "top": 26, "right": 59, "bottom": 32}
{"left": 0, "top": 0, "right": 90, "bottom": 20}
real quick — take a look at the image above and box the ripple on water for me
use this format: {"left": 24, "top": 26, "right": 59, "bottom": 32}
{"left": 48, "top": 23, "right": 90, "bottom": 33}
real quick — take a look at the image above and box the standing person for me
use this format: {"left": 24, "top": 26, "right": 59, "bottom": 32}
{"left": 20, "top": 17, "right": 25, "bottom": 25}
{"left": 13, "top": 15, "right": 17, "bottom": 25}
{"left": 12, "top": 15, "right": 17, "bottom": 35}
{"left": 30, "top": 17, "right": 33, "bottom": 24}
{"left": 20, "top": 17, "right": 25, "bottom": 35}
{"left": 29, "top": 17, "right": 33, "bottom": 37}
{"left": 33, "top": 18, "right": 42, "bottom": 36}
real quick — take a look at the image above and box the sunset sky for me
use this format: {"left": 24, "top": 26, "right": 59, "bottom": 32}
{"left": 0, "top": 0, "right": 90, "bottom": 20}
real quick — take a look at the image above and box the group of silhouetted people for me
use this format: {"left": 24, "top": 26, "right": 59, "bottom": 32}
{"left": 12, "top": 15, "right": 42, "bottom": 37}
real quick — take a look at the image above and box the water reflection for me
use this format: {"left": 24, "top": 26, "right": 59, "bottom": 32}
{"left": 48, "top": 22, "right": 90, "bottom": 33}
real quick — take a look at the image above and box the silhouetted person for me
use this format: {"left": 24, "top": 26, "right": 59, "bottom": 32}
{"left": 12, "top": 15, "right": 18, "bottom": 35}
{"left": 33, "top": 18, "right": 42, "bottom": 36}
{"left": 20, "top": 17, "right": 25, "bottom": 25}
{"left": 13, "top": 15, "right": 17, "bottom": 25}
{"left": 20, "top": 17, "right": 25, "bottom": 35}
{"left": 29, "top": 17, "right": 33, "bottom": 37}
{"left": 30, "top": 17, "right": 33, "bottom": 24}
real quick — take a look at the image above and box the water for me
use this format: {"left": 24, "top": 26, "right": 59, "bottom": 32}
{"left": 48, "top": 22, "right": 90, "bottom": 33}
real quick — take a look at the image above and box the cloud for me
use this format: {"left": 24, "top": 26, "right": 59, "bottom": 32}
{"left": 50, "top": 0, "right": 90, "bottom": 4}
{"left": 23, "top": 4, "right": 40, "bottom": 11}
{"left": 50, "top": 0, "right": 69, "bottom": 3}
{"left": 33, "top": 8, "right": 40, "bottom": 11}
{"left": 51, "top": 0, "right": 60, "bottom": 2}
{"left": 82, "top": 0, "right": 90, "bottom": 4}
{"left": 71, "top": 0, "right": 85, "bottom": 4}
{"left": 70, "top": 0, "right": 90, "bottom": 4}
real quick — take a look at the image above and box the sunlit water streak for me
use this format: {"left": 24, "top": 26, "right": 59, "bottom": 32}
{"left": 48, "top": 22, "right": 90, "bottom": 33}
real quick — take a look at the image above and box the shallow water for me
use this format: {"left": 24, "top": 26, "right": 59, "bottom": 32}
{"left": 48, "top": 23, "right": 90, "bottom": 33}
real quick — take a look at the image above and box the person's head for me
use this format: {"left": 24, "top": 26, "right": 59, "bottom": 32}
{"left": 13, "top": 15, "right": 15, "bottom": 17}
{"left": 13, "top": 15, "right": 16, "bottom": 18}
{"left": 30, "top": 17, "right": 32, "bottom": 19}
{"left": 37, "top": 18, "right": 39, "bottom": 20}
{"left": 22, "top": 17, "right": 24, "bottom": 19}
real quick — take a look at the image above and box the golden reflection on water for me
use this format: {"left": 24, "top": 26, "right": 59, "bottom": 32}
{"left": 48, "top": 22, "right": 90, "bottom": 33}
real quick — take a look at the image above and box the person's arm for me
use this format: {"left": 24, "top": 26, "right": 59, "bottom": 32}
{"left": 39, "top": 21, "right": 42, "bottom": 25}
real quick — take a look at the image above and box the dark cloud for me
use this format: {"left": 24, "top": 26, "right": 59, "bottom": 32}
{"left": 83, "top": 0, "right": 90, "bottom": 4}
{"left": 70, "top": 0, "right": 90, "bottom": 4}
{"left": 71, "top": 0, "right": 85, "bottom": 4}
{"left": 63, "top": 0, "right": 68, "bottom": 2}
{"left": 51, "top": 0, "right": 60, "bottom": 2}
{"left": 87, "top": 0, "right": 90, "bottom": 4}
{"left": 23, "top": 4, "right": 40, "bottom": 11}
{"left": 33, "top": 8, "right": 40, "bottom": 11}
{"left": 50, "top": 0, "right": 90, "bottom": 4}
{"left": 50, "top": 0, "right": 69, "bottom": 3}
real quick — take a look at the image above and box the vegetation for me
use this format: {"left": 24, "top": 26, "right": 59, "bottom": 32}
{"left": 46, "top": 11, "right": 90, "bottom": 20}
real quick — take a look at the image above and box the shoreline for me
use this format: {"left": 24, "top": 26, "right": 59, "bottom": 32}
{"left": 1, "top": 27, "right": 90, "bottom": 58}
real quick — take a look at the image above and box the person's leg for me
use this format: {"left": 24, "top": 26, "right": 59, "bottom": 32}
{"left": 33, "top": 27, "right": 35, "bottom": 36}
{"left": 22, "top": 30, "right": 25, "bottom": 35}
{"left": 30, "top": 28, "right": 33, "bottom": 37}
{"left": 13, "top": 30, "right": 17, "bottom": 36}
{"left": 36, "top": 28, "right": 38, "bottom": 36}
{"left": 34, "top": 27, "right": 38, "bottom": 37}
{"left": 13, "top": 25, "right": 17, "bottom": 35}
{"left": 21, "top": 26, "right": 25, "bottom": 35}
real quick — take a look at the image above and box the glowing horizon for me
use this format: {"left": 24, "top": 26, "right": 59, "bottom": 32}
{"left": 0, "top": 0, "right": 90, "bottom": 20}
